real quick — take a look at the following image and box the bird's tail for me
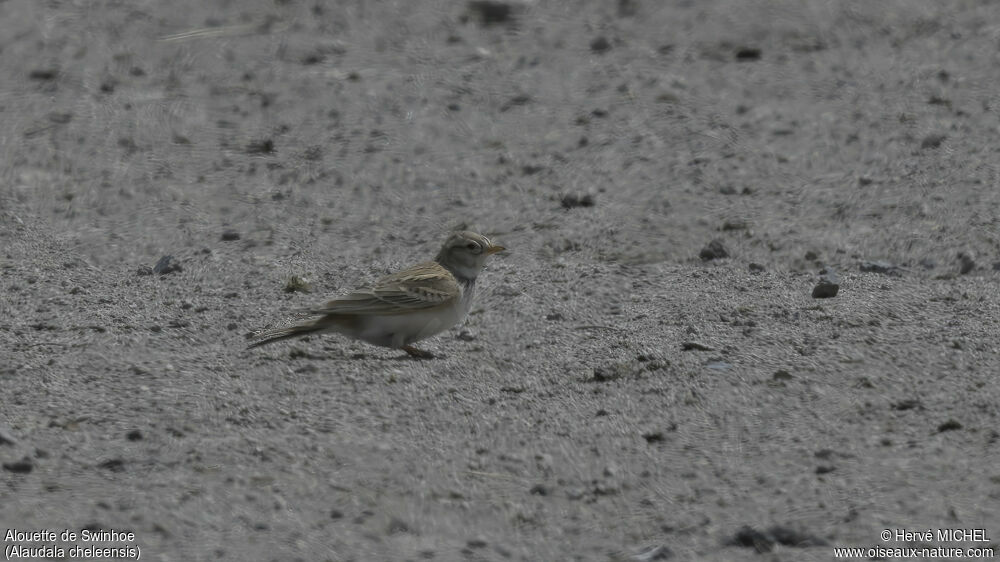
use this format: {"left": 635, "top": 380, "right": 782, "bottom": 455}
{"left": 246, "top": 319, "right": 323, "bottom": 349}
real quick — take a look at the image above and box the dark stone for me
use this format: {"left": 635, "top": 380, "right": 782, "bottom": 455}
{"left": 937, "top": 419, "right": 963, "bottom": 432}
{"left": 727, "top": 526, "right": 773, "bottom": 553}
{"left": 561, "top": 192, "right": 595, "bottom": 209}
{"left": 48, "top": 112, "right": 72, "bottom": 124}
{"left": 591, "top": 363, "right": 628, "bottom": 382}
{"left": 811, "top": 281, "right": 838, "bottom": 298}
{"left": 246, "top": 138, "right": 275, "bottom": 154}
{"left": 467, "top": 1, "right": 514, "bottom": 26}
{"left": 3, "top": 458, "right": 33, "bottom": 474}
{"left": 529, "top": 483, "right": 549, "bottom": 496}
{"left": 153, "top": 255, "right": 182, "bottom": 275}
{"left": 466, "top": 537, "right": 488, "bottom": 548}
{"left": 699, "top": 239, "right": 728, "bottom": 261}
{"left": 767, "top": 525, "right": 828, "bottom": 547}
{"left": 812, "top": 267, "right": 840, "bottom": 298}
{"left": 642, "top": 431, "right": 665, "bottom": 444}
{"left": 98, "top": 458, "right": 126, "bottom": 472}
{"left": 590, "top": 36, "right": 612, "bottom": 53}
{"left": 728, "top": 525, "right": 828, "bottom": 551}
{"left": 860, "top": 260, "right": 900, "bottom": 275}
{"left": 891, "top": 399, "right": 922, "bottom": 411}
{"left": 386, "top": 517, "right": 411, "bottom": 534}
{"left": 617, "top": 0, "right": 638, "bottom": 18}
{"left": 500, "top": 94, "right": 531, "bottom": 112}
{"left": 772, "top": 370, "right": 793, "bottom": 381}
{"left": 958, "top": 252, "right": 976, "bottom": 274}
{"left": 921, "top": 133, "right": 947, "bottom": 149}
{"left": 29, "top": 68, "right": 59, "bottom": 81}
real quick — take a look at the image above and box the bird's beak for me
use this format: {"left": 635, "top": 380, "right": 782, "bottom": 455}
{"left": 486, "top": 244, "right": 506, "bottom": 255}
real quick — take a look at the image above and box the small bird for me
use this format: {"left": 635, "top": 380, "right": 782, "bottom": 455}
{"left": 248, "top": 231, "right": 505, "bottom": 358}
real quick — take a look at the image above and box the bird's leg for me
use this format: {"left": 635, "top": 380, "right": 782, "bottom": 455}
{"left": 402, "top": 345, "right": 436, "bottom": 359}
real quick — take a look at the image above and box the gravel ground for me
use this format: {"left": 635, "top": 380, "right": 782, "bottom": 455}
{"left": 3, "top": 1, "right": 1000, "bottom": 560}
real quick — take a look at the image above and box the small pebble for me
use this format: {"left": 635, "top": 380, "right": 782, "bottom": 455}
{"left": 561, "top": 192, "right": 596, "bottom": 209}
{"left": 2, "top": 457, "right": 33, "bottom": 474}
{"left": 153, "top": 255, "right": 182, "bottom": 275}
{"left": 921, "top": 133, "right": 947, "bottom": 149}
{"left": 633, "top": 544, "right": 674, "bottom": 561}
{"left": 386, "top": 517, "right": 410, "bottom": 534}
{"left": 642, "top": 431, "right": 665, "bottom": 443}
{"left": 590, "top": 36, "right": 612, "bottom": 54}
{"left": 937, "top": 419, "right": 962, "bottom": 432}
{"left": 529, "top": 484, "right": 549, "bottom": 496}
{"left": 0, "top": 426, "right": 17, "bottom": 445}
{"left": 860, "top": 261, "right": 900, "bottom": 275}
{"left": 727, "top": 526, "right": 774, "bottom": 553}
{"left": 466, "top": 537, "right": 488, "bottom": 549}
{"left": 812, "top": 267, "right": 840, "bottom": 298}
{"left": 467, "top": 1, "right": 515, "bottom": 26}
{"left": 958, "top": 252, "right": 975, "bottom": 275}
{"left": 772, "top": 370, "right": 793, "bottom": 381}
{"left": 699, "top": 239, "right": 728, "bottom": 260}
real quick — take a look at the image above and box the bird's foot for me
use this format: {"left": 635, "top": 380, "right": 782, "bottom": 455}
{"left": 402, "top": 345, "right": 436, "bottom": 359}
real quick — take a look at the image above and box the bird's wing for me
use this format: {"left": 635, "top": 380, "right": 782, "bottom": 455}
{"left": 310, "top": 261, "right": 460, "bottom": 316}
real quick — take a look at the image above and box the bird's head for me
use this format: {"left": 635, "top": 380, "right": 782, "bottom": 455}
{"left": 434, "top": 231, "right": 505, "bottom": 280}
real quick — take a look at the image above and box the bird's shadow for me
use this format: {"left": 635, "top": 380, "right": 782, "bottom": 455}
{"left": 257, "top": 348, "right": 445, "bottom": 362}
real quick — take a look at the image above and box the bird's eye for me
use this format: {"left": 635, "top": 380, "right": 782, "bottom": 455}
{"left": 466, "top": 242, "right": 480, "bottom": 251}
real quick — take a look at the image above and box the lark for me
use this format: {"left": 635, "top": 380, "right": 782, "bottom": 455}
{"left": 248, "top": 231, "right": 505, "bottom": 358}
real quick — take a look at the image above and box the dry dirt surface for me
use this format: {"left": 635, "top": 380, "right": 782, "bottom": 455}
{"left": 3, "top": 0, "right": 1000, "bottom": 560}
